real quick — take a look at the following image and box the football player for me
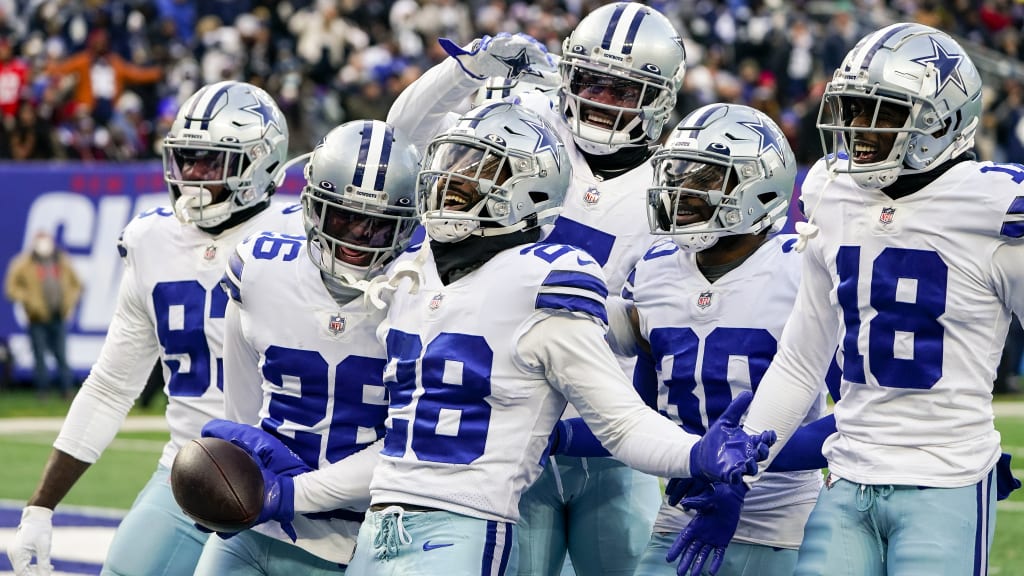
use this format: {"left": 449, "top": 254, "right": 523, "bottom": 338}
{"left": 605, "top": 105, "right": 827, "bottom": 575}
{"left": 191, "top": 120, "right": 422, "bottom": 575}
{"left": 738, "top": 23, "right": 1024, "bottom": 574}
{"left": 345, "top": 102, "right": 775, "bottom": 576}
{"left": 6, "top": 81, "right": 302, "bottom": 576}
{"left": 385, "top": 4, "right": 686, "bottom": 574}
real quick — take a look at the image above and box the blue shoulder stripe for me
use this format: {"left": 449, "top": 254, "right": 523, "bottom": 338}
{"left": 536, "top": 294, "right": 608, "bottom": 324}
{"left": 1002, "top": 196, "right": 1024, "bottom": 238}
{"left": 221, "top": 249, "right": 245, "bottom": 303}
{"left": 536, "top": 269, "right": 608, "bottom": 324}
{"left": 541, "top": 270, "right": 608, "bottom": 298}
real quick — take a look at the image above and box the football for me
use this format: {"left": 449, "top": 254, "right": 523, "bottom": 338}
{"left": 170, "top": 437, "right": 264, "bottom": 533}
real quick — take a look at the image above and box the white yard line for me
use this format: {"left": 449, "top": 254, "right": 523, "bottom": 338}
{"left": 0, "top": 416, "right": 167, "bottom": 435}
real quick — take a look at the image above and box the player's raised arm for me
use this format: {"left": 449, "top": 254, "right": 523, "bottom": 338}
{"left": 387, "top": 33, "right": 554, "bottom": 154}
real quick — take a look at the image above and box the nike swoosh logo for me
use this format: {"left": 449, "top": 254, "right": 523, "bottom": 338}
{"left": 422, "top": 541, "right": 454, "bottom": 551}
{"left": 576, "top": 256, "right": 595, "bottom": 266}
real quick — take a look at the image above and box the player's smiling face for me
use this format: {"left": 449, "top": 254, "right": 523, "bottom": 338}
{"left": 570, "top": 70, "right": 649, "bottom": 130}
{"left": 843, "top": 97, "right": 910, "bottom": 165}
{"left": 666, "top": 162, "right": 732, "bottom": 227}
{"left": 321, "top": 206, "right": 396, "bottom": 266}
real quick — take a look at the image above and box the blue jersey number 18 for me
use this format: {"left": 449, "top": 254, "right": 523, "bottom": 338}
{"left": 835, "top": 246, "right": 948, "bottom": 389}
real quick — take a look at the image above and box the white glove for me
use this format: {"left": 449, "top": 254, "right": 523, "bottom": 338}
{"left": 439, "top": 32, "right": 555, "bottom": 81}
{"left": 7, "top": 506, "right": 54, "bottom": 575}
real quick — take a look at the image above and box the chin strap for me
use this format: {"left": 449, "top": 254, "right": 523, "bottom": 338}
{"left": 793, "top": 170, "right": 835, "bottom": 253}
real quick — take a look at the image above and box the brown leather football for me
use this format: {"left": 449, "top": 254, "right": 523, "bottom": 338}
{"left": 170, "top": 437, "right": 264, "bottom": 533}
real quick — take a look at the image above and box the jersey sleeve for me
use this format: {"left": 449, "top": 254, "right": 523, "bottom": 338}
{"left": 742, "top": 233, "right": 841, "bottom": 470}
{"left": 221, "top": 246, "right": 246, "bottom": 305}
{"left": 221, "top": 300, "right": 263, "bottom": 425}
{"left": 53, "top": 253, "right": 161, "bottom": 463}
{"left": 518, "top": 313, "right": 701, "bottom": 478}
{"left": 992, "top": 241, "right": 1024, "bottom": 319}
{"left": 529, "top": 244, "right": 610, "bottom": 328}
{"left": 292, "top": 439, "right": 382, "bottom": 514}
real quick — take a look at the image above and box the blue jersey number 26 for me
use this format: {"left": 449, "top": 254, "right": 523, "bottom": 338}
{"left": 836, "top": 246, "right": 948, "bottom": 389}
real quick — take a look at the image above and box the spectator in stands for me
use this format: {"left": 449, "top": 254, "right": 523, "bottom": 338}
{"left": 46, "top": 28, "right": 162, "bottom": 126}
{"left": 7, "top": 98, "right": 55, "bottom": 159}
{"left": 4, "top": 231, "right": 81, "bottom": 399}
{"left": 0, "top": 35, "right": 28, "bottom": 120}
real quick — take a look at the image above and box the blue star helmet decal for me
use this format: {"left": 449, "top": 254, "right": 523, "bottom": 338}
{"left": 522, "top": 118, "right": 561, "bottom": 171}
{"left": 910, "top": 36, "right": 967, "bottom": 96}
{"left": 493, "top": 48, "right": 543, "bottom": 80}
{"left": 240, "top": 91, "right": 282, "bottom": 135}
{"left": 737, "top": 115, "right": 787, "bottom": 167}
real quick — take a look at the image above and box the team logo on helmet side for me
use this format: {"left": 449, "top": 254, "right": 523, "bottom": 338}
{"left": 909, "top": 37, "right": 968, "bottom": 96}
{"left": 738, "top": 115, "right": 788, "bottom": 167}
{"left": 240, "top": 92, "right": 283, "bottom": 136}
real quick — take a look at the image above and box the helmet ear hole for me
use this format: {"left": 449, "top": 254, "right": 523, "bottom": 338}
{"left": 757, "top": 191, "right": 779, "bottom": 207}
{"left": 528, "top": 191, "right": 549, "bottom": 205}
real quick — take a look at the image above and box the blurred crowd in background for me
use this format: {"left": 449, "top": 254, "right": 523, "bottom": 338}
{"left": 0, "top": 0, "right": 1021, "bottom": 166}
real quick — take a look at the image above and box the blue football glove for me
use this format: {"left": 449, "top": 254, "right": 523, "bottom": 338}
{"left": 201, "top": 419, "right": 313, "bottom": 541}
{"left": 666, "top": 481, "right": 748, "bottom": 576}
{"left": 438, "top": 32, "right": 554, "bottom": 80}
{"left": 688, "top": 391, "right": 776, "bottom": 484}
{"left": 998, "top": 452, "right": 1022, "bottom": 501}
{"left": 665, "top": 476, "right": 710, "bottom": 508}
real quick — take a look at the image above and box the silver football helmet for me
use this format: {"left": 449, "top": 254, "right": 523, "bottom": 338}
{"left": 649, "top": 104, "right": 796, "bottom": 252}
{"left": 164, "top": 81, "right": 289, "bottom": 227}
{"left": 302, "top": 120, "right": 420, "bottom": 284}
{"left": 817, "top": 23, "right": 982, "bottom": 189}
{"left": 559, "top": 2, "right": 686, "bottom": 154}
{"left": 419, "top": 102, "right": 570, "bottom": 243}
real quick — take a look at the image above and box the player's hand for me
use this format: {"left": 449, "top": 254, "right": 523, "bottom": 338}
{"left": 664, "top": 476, "right": 709, "bottom": 507}
{"left": 439, "top": 33, "right": 555, "bottom": 81}
{"left": 201, "top": 419, "right": 313, "bottom": 541}
{"left": 998, "top": 452, "right": 1022, "bottom": 501}
{"left": 7, "top": 506, "right": 55, "bottom": 576}
{"left": 688, "top": 391, "right": 776, "bottom": 484}
{"left": 666, "top": 482, "right": 748, "bottom": 576}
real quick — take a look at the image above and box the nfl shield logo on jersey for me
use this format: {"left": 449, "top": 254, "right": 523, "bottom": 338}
{"left": 203, "top": 245, "right": 217, "bottom": 260}
{"left": 697, "top": 290, "right": 713, "bottom": 309}
{"left": 583, "top": 187, "right": 601, "bottom": 205}
{"left": 429, "top": 292, "right": 445, "bottom": 310}
{"left": 879, "top": 207, "right": 896, "bottom": 225}
{"left": 328, "top": 314, "right": 346, "bottom": 335}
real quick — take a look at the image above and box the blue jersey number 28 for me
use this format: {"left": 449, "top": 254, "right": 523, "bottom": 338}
{"left": 836, "top": 246, "right": 948, "bottom": 389}
{"left": 382, "top": 329, "right": 493, "bottom": 464}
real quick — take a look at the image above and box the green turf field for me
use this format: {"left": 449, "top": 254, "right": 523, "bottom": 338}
{"left": 1, "top": 391, "right": 1023, "bottom": 572}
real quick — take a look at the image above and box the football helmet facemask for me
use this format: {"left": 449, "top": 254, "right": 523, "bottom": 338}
{"left": 164, "top": 81, "right": 289, "bottom": 228}
{"left": 419, "top": 102, "right": 570, "bottom": 243}
{"left": 301, "top": 120, "right": 420, "bottom": 285}
{"left": 559, "top": 2, "right": 685, "bottom": 154}
{"left": 817, "top": 23, "right": 982, "bottom": 189}
{"left": 649, "top": 104, "right": 796, "bottom": 252}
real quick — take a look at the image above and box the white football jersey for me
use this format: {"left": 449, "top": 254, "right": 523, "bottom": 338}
{"left": 370, "top": 237, "right": 710, "bottom": 524}
{"left": 521, "top": 91, "right": 657, "bottom": 294}
{"left": 220, "top": 230, "right": 390, "bottom": 563}
{"left": 54, "top": 201, "right": 303, "bottom": 468}
{"left": 627, "top": 235, "right": 825, "bottom": 549}
{"left": 746, "top": 158, "right": 1024, "bottom": 487}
